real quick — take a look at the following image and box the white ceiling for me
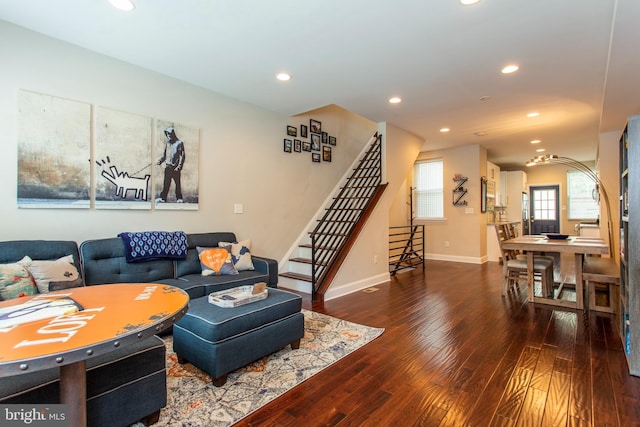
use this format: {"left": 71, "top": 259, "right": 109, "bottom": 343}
{"left": 2, "top": 0, "right": 639, "bottom": 169}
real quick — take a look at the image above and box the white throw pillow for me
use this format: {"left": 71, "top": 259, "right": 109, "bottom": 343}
{"left": 19, "top": 255, "right": 81, "bottom": 294}
{"left": 218, "top": 240, "right": 254, "bottom": 271}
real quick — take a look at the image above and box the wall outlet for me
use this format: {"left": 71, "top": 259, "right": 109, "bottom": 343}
{"left": 465, "top": 207, "right": 474, "bottom": 214}
{"left": 444, "top": 241, "right": 450, "bottom": 247}
{"left": 234, "top": 203, "right": 243, "bottom": 214}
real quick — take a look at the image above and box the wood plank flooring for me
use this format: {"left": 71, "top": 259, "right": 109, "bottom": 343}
{"left": 239, "top": 260, "right": 640, "bottom": 426}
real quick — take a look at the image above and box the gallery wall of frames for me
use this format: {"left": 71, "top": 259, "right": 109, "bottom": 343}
{"left": 283, "top": 118, "right": 336, "bottom": 164}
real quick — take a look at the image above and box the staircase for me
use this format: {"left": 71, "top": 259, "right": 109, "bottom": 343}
{"left": 279, "top": 132, "right": 385, "bottom": 302}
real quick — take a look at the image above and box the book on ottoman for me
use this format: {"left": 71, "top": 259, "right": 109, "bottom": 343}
{"left": 209, "top": 283, "right": 268, "bottom": 308}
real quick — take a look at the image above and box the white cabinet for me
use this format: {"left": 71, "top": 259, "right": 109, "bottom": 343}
{"left": 500, "top": 171, "right": 528, "bottom": 234}
{"left": 487, "top": 161, "right": 501, "bottom": 205}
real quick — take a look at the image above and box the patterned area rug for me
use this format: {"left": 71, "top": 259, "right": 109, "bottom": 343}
{"left": 146, "top": 309, "right": 384, "bottom": 426}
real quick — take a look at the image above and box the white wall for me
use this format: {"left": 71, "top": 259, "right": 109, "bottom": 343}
{"left": 0, "top": 21, "right": 379, "bottom": 278}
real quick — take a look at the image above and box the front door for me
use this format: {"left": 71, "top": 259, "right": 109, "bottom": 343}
{"left": 530, "top": 185, "right": 560, "bottom": 234}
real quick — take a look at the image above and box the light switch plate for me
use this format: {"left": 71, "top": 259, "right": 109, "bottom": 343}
{"left": 234, "top": 203, "right": 243, "bottom": 214}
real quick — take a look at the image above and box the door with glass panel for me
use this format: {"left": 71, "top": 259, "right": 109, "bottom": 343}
{"left": 529, "top": 185, "right": 560, "bottom": 234}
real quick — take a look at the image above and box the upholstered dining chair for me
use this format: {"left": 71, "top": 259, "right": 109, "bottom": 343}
{"left": 495, "top": 224, "right": 555, "bottom": 297}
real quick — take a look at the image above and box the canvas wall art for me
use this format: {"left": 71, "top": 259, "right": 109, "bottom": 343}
{"left": 154, "top": 120, "right": 199, "bottom": 210}
{"left": 95, "top": 107, "right": 153, "bottom": 209}
{"left": 17, "top": 90, "right": 91, "bottom": 208}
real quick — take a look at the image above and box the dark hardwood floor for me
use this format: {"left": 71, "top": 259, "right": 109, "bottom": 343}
{"left": 240, "top": 260, "right": 640, "bottom": 426}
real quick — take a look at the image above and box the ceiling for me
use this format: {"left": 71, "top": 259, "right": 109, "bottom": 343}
{"left": 2, "top": 0, "right": 640, "bottom": 169}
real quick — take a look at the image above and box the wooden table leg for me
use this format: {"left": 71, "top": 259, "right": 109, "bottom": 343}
{"left": 527, "top": 252, "right": 535, "bottom": 302}
{"left": 60, "top": 360, "right": 87, "bottom": 427}
{"left": 575, "top": 253, "right": 584, "bottom": 310}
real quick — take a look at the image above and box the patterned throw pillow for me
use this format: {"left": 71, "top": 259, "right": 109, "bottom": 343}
{"left": 197, "top": 247, "right": 239, "bottom": 276}
{"left": 218, "top": 240, "right": 254, "bottom": 271}
{"left": 0, "top": 258, "right": 38, "bottom": 300}
{"left": 19, "top": 255, "right": 81, "bottom": 294}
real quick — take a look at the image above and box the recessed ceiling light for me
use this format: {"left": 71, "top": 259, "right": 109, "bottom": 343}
{"left": 460, "top": 0, "right": 480, "bottom": 4}
{"left": 440, "top": 128, "right": 450, "bottom": 133}
{"left": 536, "top": 148, "right": 546, "bottom": 153}
{"left": 501, "top": 64, "right": 519, "bottom": 74}
{"left": 527, "top": 112, "right": 540, "bottom": 118}
{"left": 530, "top": 139, "right": 541, "bottom": 144}
{"left": 479, "top": 96, "right": 491, "bottom": 101}
{"left": 474, "top": 131, "right": 486, "bottom": 137}
{"left": 109, "top": 0, "right": 135, "bottom": 11}
{"left": 276, "top": 73, "right": 291, "bottom": 81}
{"left": 389, "top": 97, "right": 402, "bottom": 104}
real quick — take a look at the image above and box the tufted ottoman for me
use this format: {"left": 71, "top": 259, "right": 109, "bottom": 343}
{"left": 172, "top": 288, "right": 304, "bottom": 386}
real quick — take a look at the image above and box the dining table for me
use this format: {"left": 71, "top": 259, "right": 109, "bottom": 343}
{"left": 500, "top": 235, "right": 609, "bottom": 309}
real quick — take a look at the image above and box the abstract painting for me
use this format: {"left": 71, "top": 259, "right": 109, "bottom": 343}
{"left": 17, "top": 90, "right": 90, "bottom": 208}
{"left": 154, "top": 120, "right": 199, "bottom": 210}
{"left": 95, "top": 107, "right": 153, "bottom": 209}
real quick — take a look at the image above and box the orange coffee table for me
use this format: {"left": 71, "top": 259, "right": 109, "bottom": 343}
{"left": 0, "top": 283, "right": 189, "bottom": 427}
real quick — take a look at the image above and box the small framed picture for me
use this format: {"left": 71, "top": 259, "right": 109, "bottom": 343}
{"left": 311, "top": 133, "right": 321, "bottom": 151}
{"left": 302, "top": 141, "right": 311, "bottom": 152}
{"left": 323, "top": 145, "right": 332, "bottom": 162}
{"left": 287, "top": 125, "right": 297, "bottom": 137}
{"left": 322, "top": 132, "right": 328, "bottom": 144}
{"left": 294, "top": 139, "right": 301, "bottom": 152}
{"left": 300, "top": 124, "right": 308, "bottom": 138}
{"left": 329, "top": 136, "right": 336, "bottom": 146}
{"left": 284, "top": 139, "right": 292, "bottom": 153}
{"left": 312, "top": 153, "right": 321, "bottom": 163}
{"left": 310, "top": 119, "right": 321, "bottom": 134}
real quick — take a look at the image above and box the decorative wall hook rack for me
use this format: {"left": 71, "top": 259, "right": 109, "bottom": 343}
{"left": 452, "top": 175, "right": 468, "bottom": 206}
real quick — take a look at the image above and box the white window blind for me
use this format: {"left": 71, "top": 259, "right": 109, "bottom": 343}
{"left": 567, "top": 170, "right": 599, "bottom": 220}
{"left": 414, "top": 159, "right": 443, "bottom": 219}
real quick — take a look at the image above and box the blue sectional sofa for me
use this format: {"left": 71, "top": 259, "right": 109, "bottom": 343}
{"left": 80, "top": 232, "right": 278, "bottom": 299}
{"left": 0, "top": 232, "right": 279, "bottom": 426}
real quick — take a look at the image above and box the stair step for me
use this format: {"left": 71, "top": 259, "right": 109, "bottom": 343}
{"left": 289, "top": 257, "right": 327, "bottom": 266}
{"left": 279, "top": 272, "right": 312, "bottom": 282}
{"left": 299, "top": 243, "right": 337, "bottom": 250}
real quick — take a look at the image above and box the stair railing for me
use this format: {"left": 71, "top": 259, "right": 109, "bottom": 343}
{"left": 309, "top": 132, "right": 382, "bottom": 300}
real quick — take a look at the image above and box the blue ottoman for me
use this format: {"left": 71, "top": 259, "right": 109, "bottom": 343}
{"left": 172, "top": 288, "right": 304, "bottom": 386}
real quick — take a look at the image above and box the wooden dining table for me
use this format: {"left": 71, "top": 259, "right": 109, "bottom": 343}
{"left": 501, "top": 235, "right": 609, "bottom": 309}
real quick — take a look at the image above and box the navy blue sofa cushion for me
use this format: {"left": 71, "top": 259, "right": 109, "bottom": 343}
{"left": 80, "top": 237, "right": 175, "bottom": 285}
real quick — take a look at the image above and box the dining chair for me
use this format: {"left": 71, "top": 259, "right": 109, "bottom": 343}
{"left": 495, "top": 224, "right": 555, "bottom": 297}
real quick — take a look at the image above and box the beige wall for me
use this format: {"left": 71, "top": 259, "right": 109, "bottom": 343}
{"left": 0, "top": 21, "right": 382, "bottom": 286}
{"left": 408, "top": 144, "right": 488, "bottom": 263}
{"left": 325, "top": 122, "right": 424, "bottom": 299}
{"left": 598, "top": 130, "right": 621, "bottom": 262}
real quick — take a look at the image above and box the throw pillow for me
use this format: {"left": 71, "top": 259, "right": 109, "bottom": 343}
{"left": 197, "top": 247, "right": 239, "bottom": 276}
{"left": 19, "top": 255, "right": 81, "bottom": 294}
{"left": 218, "top": 239, "right": 254, "bottom": 271}
{"left": 0, "top": 258, "right": 38, "bottom": 300}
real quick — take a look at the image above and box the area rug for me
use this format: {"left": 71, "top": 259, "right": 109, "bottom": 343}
{"left": 144, "top": 309, "right": 384, "bottom": 426}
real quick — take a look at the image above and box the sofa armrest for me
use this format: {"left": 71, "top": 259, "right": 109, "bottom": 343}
{"left": 251, "top": 256, "right": 278, "bottom": 288}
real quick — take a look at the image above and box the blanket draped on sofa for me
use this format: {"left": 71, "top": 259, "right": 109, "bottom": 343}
{"left": 118, "top": 231, "right": 187, "bottom": 263}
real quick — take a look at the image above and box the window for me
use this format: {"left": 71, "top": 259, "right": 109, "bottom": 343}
{"left": 567, "top": 170, "right": 599, "bottom": 220}
{"left": 414, "top": 159, "right": 443, "bottom": 219}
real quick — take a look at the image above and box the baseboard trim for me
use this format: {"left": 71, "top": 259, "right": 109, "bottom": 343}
{"left": 425, "top": 253, "right": 484, "bottom": 264}
{"left": 323, "top": 273, "right": 391, "bottom": 301}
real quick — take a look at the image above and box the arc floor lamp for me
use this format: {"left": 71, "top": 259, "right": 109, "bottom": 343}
{"left": 526, "top": 154, "right": 614, "bottom": 257}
